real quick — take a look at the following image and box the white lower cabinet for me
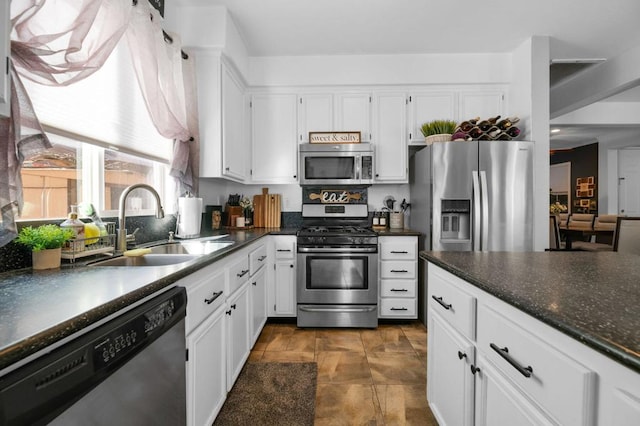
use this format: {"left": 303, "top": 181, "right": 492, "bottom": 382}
{"left": 186, "top": 306, "right": 226, "bottom": 426}
{"left": 183, "top": 265, "right": 227, "bottom": 426}
{"left": 269, "top": 235, "right": 297, "bottom": 317}
{"left": 378, "top": 236, "right": 418, "bottom": 318}
{"left": 250, "top": 266, "right": 268, "bottom": 346}
{"left": 426, "top": 262, "right": 638, "bottom": 426}
{"left": 183, "top": 238, "right": 271, "bottom": 425}
{"left": 427, "top": 310, "right": 475, "bottom": 426}
{"left": 226, "top": 281, "right": 251, "bottom": 390}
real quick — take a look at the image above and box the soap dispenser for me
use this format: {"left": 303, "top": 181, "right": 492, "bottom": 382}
{"left": 60, "top": 205, "right": 85, "bottom": 251}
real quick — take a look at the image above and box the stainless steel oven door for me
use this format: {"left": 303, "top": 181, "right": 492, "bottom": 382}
{"left": 296, "top": 247, "right": 378, "bottom": 305}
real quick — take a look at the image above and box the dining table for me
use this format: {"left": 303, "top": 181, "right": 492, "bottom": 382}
{"left": 560, "top": 228, "right": 615, "bottom": 250}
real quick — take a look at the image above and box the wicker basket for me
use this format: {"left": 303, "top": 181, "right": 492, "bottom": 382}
{"left": 425, "top": 133, "right": 452, "bottom": 145}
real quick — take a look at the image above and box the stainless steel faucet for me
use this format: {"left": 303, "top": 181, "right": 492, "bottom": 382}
{"left": 118, "top": 184, "right": 165, "bottom": 252}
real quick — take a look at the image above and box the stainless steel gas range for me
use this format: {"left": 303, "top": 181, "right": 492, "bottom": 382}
{"left": 296, "top": 187, "right": 378, "bottom": 328}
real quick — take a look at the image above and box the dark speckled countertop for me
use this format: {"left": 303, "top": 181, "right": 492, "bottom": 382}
{"left": 420, "top": 251, "right": 640, "bottom": 373}
{"left": 0, "top": 228, "right": 293, "bottom": 374}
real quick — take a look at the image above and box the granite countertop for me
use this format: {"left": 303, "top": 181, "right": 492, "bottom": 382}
{"left": 420, "top": 251, "right": 640, "bottom": 373}
{"left": 0, "top": 229, "right": 275, "bottom": 374}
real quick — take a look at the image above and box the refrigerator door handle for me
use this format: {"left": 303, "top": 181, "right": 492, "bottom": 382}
{"left": 472, "top": 170, "right": 481, "bottom": 251}
{"left": 480, "top": 170, "right": 489, "bottom": 251}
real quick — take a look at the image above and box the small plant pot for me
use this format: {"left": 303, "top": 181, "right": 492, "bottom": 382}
{"left": 425, "top": 134, "right": 452, "bottom": 145}
{"left": 32, "top": 248, "right": 62, "bottom": 270}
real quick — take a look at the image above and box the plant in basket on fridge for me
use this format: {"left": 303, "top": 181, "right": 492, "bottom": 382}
{"left": 420, "top": 120, "right": 457, "bottom": 145}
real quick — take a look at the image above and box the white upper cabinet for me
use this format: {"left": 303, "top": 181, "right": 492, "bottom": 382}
{"left": 221, "top": 64, "right": 247, "bottom": 181}
{"left": 408, "top": 91, "right": 457, "bottom": 143}
{"left": 196, "top": 53, "right": 248, "bottom": 182}
{"left": 0, "top": 0, "right": 10, "bottom": 117}
{"left": 372, "top": 92, "right": 407, "bottom": 182}
{"left": 298, "top": 93, "right": 333, "bottom": 143}
{"left": 335, "top": 93, "right": 371, "bottom": 141}
{"left": 459, "top": 90, "right": 505, "bottom": 121}
{"left": 250, "top": 93, "right": 299, "bottom": 183}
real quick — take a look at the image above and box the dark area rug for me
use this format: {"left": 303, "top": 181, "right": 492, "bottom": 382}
{"left": 213, "top": 362, "right": 317, "bottom": 426}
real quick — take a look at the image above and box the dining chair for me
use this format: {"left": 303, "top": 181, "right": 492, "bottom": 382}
{"left": 548, "top": 215, "right": 563, "bottom": 250}
{"left": 558, "top": 213, "right": 570, "bottom": 229}
{"left": 572, "top": 214, "right": 617, "bottom": 252}
{"left": 613, "top": 217, "right": 640, "bottom": 255}
{"left": 567, "top": 213, "right": 595, "bottom": 231}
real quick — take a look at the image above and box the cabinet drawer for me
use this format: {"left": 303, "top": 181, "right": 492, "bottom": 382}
{"left": 249, "top": 244, "right": 268, "bottom": 275}
{"left": 228, "top": 255, "right": 250, "bottom": 295}
{"left": 428, "top": 265, "right": 476, "bottom": 340}
{"left": 380, "top": 240, "right": 417, "bottom": 260}
{"left": 477, "top": 303, "right": 597, "bottom": 426}
{"left": 380, "top": 260, "right": 416, "bottom": 279}
{"left": 185, "top": 267, "right": 226, "bottom": 334}
{"left": 380, "top": 298, "right": 417, "bottom": 317}
{"left": 380, "top": 279, "right": 416, "bottom": 298}
{"left": 274, "top": 239, "right": 295, "bottom": 260}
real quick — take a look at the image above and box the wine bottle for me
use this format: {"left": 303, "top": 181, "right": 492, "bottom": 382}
{"left": 458, "top": 117, "right": 480, "bottom": 132}
{"left": 506, "top": 126, "right": 520, "bottom": 138}
{"left": 468, "top": 126, "right": 483, "bottom": 139}
{"left": 496, "top": 116, "right": 520, "bottom": 130}
{"left": 496, "top": 133, "right": 512, "bottom": 140}
{"left": 486, "top": 126, "right": 501, "bottom": 139}
{"left": 477, "top": 115, "right": 501, "bottom": 131}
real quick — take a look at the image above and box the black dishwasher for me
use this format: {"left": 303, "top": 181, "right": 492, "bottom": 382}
{"left": 0, "top": 286, "right": 187, "bottom": 426}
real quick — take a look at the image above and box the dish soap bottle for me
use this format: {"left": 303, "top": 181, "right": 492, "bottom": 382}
{"left": 60, "top": 205, "right": 85, "bottom": 252}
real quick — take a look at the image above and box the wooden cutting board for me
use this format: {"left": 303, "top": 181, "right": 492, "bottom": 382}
{"left": 253, "top": 188, "right": 268, "bottom": 228}
{"left": 265, "top": 193, "right": 281, "bottom": 228}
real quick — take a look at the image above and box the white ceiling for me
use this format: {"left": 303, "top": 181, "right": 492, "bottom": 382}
{"left": 178, "top": 0, "right": 640, "bottom": 149}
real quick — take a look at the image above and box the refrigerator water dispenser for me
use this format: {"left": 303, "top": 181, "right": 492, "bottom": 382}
{"left": 441, "top": 200, "right": 470, "bottom": 240}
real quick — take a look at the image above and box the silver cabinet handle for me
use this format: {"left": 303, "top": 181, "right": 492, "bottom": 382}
{"left": 237, "top": 269, "right": 249, "bottom": 278}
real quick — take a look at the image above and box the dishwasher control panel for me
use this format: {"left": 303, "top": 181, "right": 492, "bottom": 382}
{"left": 93, "top": 296, "right": 182, "bottom": 369}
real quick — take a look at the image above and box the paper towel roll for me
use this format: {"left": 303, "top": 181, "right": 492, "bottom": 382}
{"left": 177, "top": 197, "right": 203, "bottom": 238}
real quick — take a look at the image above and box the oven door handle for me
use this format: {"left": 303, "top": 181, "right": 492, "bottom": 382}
{"left": 297, "top": 247, "right": 378, "bottom": 253}
{"left": 299, "top": 306, "right": 377, "bottom": 313}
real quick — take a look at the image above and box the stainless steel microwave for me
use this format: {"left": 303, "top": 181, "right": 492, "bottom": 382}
{"left": 299, "top": 143, "right": 374, "bottom": 185}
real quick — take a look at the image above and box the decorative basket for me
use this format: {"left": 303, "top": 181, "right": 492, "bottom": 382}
{"left": 425, "top": 134, "right": 452, "bottom": 145}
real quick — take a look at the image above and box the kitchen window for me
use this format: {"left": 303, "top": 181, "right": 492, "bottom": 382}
{"left": 19, "top": 132, "right": 172, "bottom": 221}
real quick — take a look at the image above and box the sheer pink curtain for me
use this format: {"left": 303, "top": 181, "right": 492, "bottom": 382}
{"left": 1, "top": 0, "right": 198, "bottom": 246}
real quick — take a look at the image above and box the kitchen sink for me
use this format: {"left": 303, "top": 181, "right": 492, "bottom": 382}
{"left": 146, "top": 240, "right": 235, "bottom": 255}
{"left": 90, "top": 254, "right": 200, "bottom": 267}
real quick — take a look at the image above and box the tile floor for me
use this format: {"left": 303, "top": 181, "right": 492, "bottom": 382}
{"left": 250, "top": 321, "right": 438, "bottom": 425}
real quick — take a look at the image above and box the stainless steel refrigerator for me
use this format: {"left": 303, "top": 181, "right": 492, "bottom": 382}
{"left": 410, "top": 140, "right": 534, "bottom": 252}
{"left": 411, "top": 140, "right": 534, "bottom": 326}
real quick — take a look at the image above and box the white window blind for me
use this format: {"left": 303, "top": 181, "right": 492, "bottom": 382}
{"left": 22, "top": 39, "right": 172, "bottom": 163}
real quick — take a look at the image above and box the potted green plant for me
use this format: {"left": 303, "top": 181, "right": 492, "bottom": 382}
{"left": 420, "top": 119, "right": 457, "bottom": 145}
{"left": 16, "top": 224, "right": 75, "bottom": 270}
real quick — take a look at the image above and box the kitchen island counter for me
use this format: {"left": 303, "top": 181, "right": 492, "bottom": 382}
{"left": 420, "top": 250, "right": 640, "bottom": 373}
{"left": 0, "top": 229, "right": 278, "bottom": 374}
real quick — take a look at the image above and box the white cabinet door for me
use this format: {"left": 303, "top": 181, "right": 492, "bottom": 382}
{"left": 186, "top": 307, "right": 226, "bottom": 426}
{"left": 474, "top": 354, "right": 554, "bottom": 426}
{"left": 298, "top": 93, "right": 333, "bottom": 143}
{"left": 249, "top": 267, "right": 268, "bottom": 346}
{"left": 226, "top": 282, "right": 251, "bottom": 390}
{"left": 0, "top": 0, "right": 9, "bottom": 118}
{"left": 427, "top": 312, "right": 475, "bottom": 426}
{"left": 336, "top": 93, "right": 371, "bottom": 141}
{"left": 221, "top": 64, "right": 247, "bottom": 181}
{"left": 459, "top": 91, "right": 504, "bottom": 121}
{"left": 408, "top": 91, "right": 457, "bottom": 143}
{"left": 373, "top": 92, "right": 407, "bottom": 182}
{"left": 274, "top": 261, "right": 296, "bottom": 316}
{"left": 250, "top": 93, "right": 299, "bottom": 183}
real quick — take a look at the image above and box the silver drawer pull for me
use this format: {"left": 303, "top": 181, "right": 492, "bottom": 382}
{"left": 258, "top": 255, "right": 267, "bottom": 261}
{"left": 390, "top": 307, "right": 408, "bottom": 311}
{"left": 390, "top": 269, "right": 408, "bottom": 273}
{"left": 390, "top": 250, "right": 408, "bottom": 254}
{"left": 390, "top": 288, "right": 408, "bottom": 292}
{"left": 237, "top": 269, "right": 249, "bottom": 278}
{"left": 204, "top": 291, "right": 223, "bottom": 305}
{"left": 490, "top": 343, "right": 533, "bottom": 378}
